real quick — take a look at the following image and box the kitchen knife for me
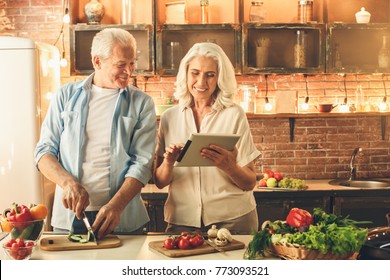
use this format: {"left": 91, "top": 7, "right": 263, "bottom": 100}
{"left": 82, "top": 212, "right": 98, "bottom": 245}
{"left": 206, "top": 239, "right": 226, "bottom": 253}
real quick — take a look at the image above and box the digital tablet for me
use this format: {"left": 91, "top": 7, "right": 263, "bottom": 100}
{"left": 174, "top": 133, "right": 241, "bottom": 167}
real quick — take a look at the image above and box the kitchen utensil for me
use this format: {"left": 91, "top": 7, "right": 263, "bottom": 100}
{"left": 40, "top": 234, "right": 121, "bottom": 251}
{"left": 206, "top": 239, "right": 226, "bottom": 253}
{"left": 358, "top": 213, "right": 390, "bottom": 260}
{"left": 82, "top": 212, "right": 98, "bottom": 245}
{"left": 148, "top": 238, "right": 245, "bottom": 258}
{"left": 315, "top": 104, "right": 337, "bottom": 113}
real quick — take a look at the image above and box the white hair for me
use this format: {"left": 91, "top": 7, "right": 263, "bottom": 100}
{"left": 174, "top": 42, "right": 237, "bottom": 111}
{"left": 91, "top": 28, "right": 136, "bottom": 63}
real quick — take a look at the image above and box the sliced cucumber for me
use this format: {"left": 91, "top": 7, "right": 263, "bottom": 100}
{"left": 67, "top": 233, "right": 91, "bottom": 244}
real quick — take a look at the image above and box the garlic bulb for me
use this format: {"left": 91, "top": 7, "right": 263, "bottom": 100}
{"left": 207, "top": 225, "right": 218, "bottom": 238}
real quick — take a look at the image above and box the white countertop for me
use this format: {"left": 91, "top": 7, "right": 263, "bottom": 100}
{"left": 0, "top": 233, "right": 273, "bottom": 260}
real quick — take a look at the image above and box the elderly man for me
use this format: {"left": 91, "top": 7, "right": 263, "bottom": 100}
{"left": 35, "top": 28, "right": 156, "bottom": 239}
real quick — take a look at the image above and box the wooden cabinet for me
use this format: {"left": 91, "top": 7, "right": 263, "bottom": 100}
{"left": 156, "top": 24, "right": 242, "bottom": 75}
{"left": 141, "top": 187, "right": 390, "bottom": 232}
{"left": 333, "top": 194, "right": 390, "bottom": 228}
{"left": 254, "top": 192, "right": 331, "bottom": 224}
{"left": 70, "top": 24, "right": 154, "bottom": 75}
{"left": 243, "top": 23, "right": 326, "bottom": 74}
{"left": 68, "top": 0, "right": 390, "bottom": 76}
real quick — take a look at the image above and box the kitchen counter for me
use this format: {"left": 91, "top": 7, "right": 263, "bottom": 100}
{"left": 141, "top": 179, "right": 390, "bottom": 198}
{"left": 141, "top": 179, "right": 390, "bottom": 231}
{"left": 0, "top": 233, "right": 269, "bottom": 260}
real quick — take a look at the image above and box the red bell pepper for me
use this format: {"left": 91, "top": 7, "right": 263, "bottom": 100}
{"left": 6, "top": 203, "right": 33, "bottom": 230}
{"left": 286, "top": 208, "right": 313, "bottom": 228}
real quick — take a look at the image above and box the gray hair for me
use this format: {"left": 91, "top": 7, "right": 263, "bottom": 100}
{"left": 174, "top": 42, "right": 237, "bottom": 111}
{"left": 91, "top": 28, "right": 136, "bottom": 62}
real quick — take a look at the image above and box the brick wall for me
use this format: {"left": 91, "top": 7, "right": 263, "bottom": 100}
{"left": 1, "top": 0, "right": 390, "bottom": 180}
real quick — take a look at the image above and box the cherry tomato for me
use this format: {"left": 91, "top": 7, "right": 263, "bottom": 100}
{"left": 178, "top": 238, "right": 191, "bottom": 250}
{"left": 180, "top": 232, "right": 191, "bottom": 241}
{"left": 163, "top": 237, "right": 176, "bottom": 250}
{"left": 190, "top": 234, "right": 205, "bottom": 248}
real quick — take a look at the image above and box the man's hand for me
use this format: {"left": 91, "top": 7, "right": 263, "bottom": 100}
{"left": 62, "top": 183, "right": 90, "bottom": 220}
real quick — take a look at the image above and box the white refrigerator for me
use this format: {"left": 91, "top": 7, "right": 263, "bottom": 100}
{"left": 0, "top": 36, "right": 60, "bottom": 211}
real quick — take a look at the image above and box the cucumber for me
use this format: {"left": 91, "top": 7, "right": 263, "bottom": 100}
{"left": 68, "top": 234, "right": 83, "bottom": 242}
{"left": 10, "top": 227, "right": 20, "bottom": 239}
{"left": 19, "top": 224, "right": 34, "bottom": 239}
{"left": 67, "top": 233, "right": 92, "bottom": 244}
{"left": 29, "top": 220, "right": 44, "bottom": 240}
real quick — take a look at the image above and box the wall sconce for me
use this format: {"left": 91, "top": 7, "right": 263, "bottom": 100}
{"left": 264, "top": 74, "right": 273, "bottom": 112}
{"left": 301, "top": 74, "right": 309, "bottom": 111}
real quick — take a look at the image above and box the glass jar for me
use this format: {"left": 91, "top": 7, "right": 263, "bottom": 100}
{"left": 200, "top": 0, "right": 209, "bottom": 24}
{"left": 238, "top": 85, "right": 257, "bottom": 113}
{"left": 249, "top": 1, "right": 266, "bottom": 23}
{"left": 297, "top": 0, "right": 313, "bottom": 23}
{"left": 294, "top": 30, "right": 307, "bottom": 68}
{"left": 166, "top": 42, "right": 182, "bottom": 69}
{"left": 378, "top": 35, "right": 390, "bottom": 69}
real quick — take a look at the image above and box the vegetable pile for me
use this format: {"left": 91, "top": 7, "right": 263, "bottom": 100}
{"left": 1, "top": 203, "right": 48, "bottom": 241}
{"left": 258, "top": 169, "right": 307, "bottom": 190}
{"left": 245, "top": 207, "right": 369, "bottom": 260}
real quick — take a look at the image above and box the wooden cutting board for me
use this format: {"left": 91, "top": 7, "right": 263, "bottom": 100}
{"left": 39, "top": 235, "right": 121, "bottom": 251}
{"left": 149, "top": 239, "right": 245, "bottom": 258}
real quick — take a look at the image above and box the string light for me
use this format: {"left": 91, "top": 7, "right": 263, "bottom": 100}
{"left": 264, "top": 74, "right": 273, "bottom": 112}
{"left": 53, "top": 0, "right": 69, "bottom": 68}
{"left": 301, "top": 74, "right": 309, "bottom": 111}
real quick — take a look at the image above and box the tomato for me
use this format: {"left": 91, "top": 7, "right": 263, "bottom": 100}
{"left": 163, "top": 237, "right": 176, "bottom": 250}
{"left": 190, "top": 235, "right": 204, "bottom": 248}
{"left": 178, "top": 238, "right": 191, "bottom": 250}
{"left": 29, "top": 204, "right": 48, "bottom": 220}
{"left": 180, "top": 232, "right": 191, "bottom": 241}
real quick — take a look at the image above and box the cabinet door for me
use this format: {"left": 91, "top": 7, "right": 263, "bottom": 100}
{"left": 327, "top": 23, "right": 390, "bottom": 73}
{"left": 256, "top": 195, "right": 331, "bottom": 225}
{"left": 156, "top": 24, "right": 242, "bottom": 75}
{"left": 243, "top": 23, "right": 326, "bottom": 74}
{"left": 70, "top": 24, "right": 154, "bottom": 76}
{"left": 333, "top": 196, "right": 390, "bottom": 228}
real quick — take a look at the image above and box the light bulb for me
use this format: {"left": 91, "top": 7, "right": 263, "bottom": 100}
{"left": 264, "top": 97, "right": 273, "bottom": 111}
{"left": 63, "top": 14, "right": 70, "bottom": 24}
{"left": 339, "top": 104, "right": 349, "bottom": 113}
{"left": 301, "top": 96, "right": 309, "bottom": 111}
{"left": 379, "top": 102, "right": 387, "bottom": 111}
{"left": 60, "top": 57, "right": 68, "bottom": 67}
{"left": 63, "top": 8, "right": 70, "bottom": 23}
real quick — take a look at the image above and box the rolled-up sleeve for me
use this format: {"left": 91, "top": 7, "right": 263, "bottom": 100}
{"left": 124, "top": 95, "right": 156, "bottom": 186}
{"left": 34, "top": 87, "right": 65, "bottom": 166}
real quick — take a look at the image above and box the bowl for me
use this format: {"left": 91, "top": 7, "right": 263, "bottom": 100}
{"left": 316, "top": 104, "right": 337, "bottom": 113}
{"left": 3, "top": 239, "right": 36, "bottom": 260}
{"left": 1, "top": 219, "right": 44, "bottom": 241}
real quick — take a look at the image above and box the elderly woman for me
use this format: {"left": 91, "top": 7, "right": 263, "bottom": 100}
{"left": 154, "top": 42, "right": 261, "bottom": 234}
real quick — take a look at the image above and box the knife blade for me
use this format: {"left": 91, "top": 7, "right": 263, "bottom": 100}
{"left": 82, "top": 212, "right": 98, "bottom": 245}
{"left": 206, "top": 239, "right": 226, "bottom": 253}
